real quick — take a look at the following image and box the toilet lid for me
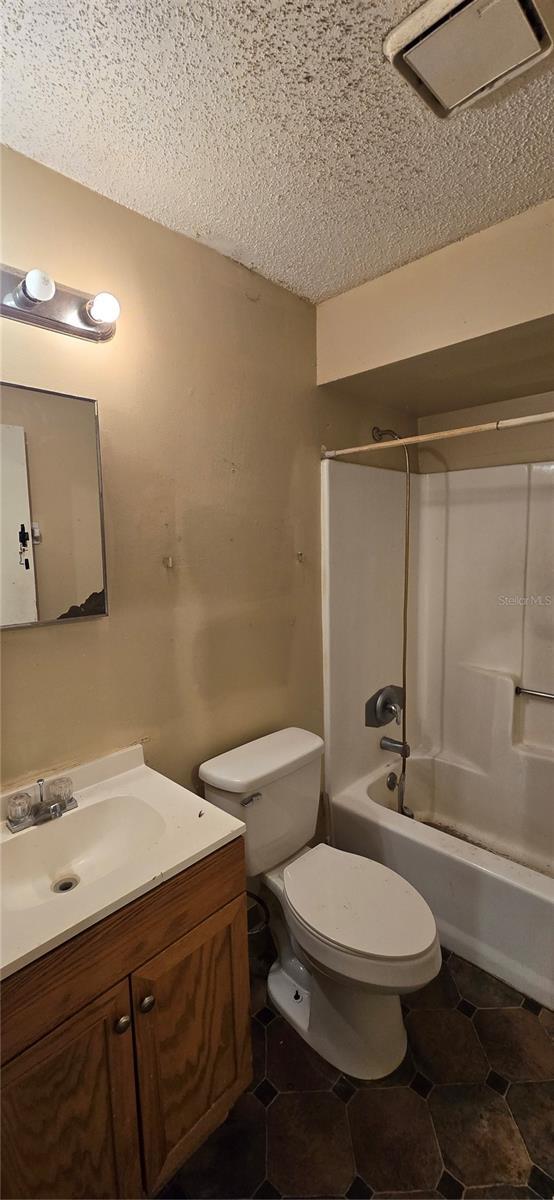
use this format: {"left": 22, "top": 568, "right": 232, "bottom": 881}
{"left": 283, "top": 844, "right": 437, "bottom": 960}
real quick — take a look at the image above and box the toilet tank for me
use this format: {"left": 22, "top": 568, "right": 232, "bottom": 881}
{"left": 199, "top": 728, "right": 324, "bottom": 876}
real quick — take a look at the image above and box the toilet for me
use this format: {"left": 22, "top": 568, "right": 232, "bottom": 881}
{"left": 200, "top": 727, "right": 441, "bottom": 1080}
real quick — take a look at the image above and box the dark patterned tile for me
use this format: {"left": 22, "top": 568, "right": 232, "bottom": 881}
{"left": 441, "top": 946, "right": 452, "bottom": 962}
{"left": 410, "top": 1072, "right": 433, "bottom": 1098}
{"left": 348, "top": 1049, "right": 415, "bottom": 1089}
{"left": 448, "top": 955, "right": 523, "bottom": 1009}
{"left": 474, "top": 1009, "right": 554, "bottom": 1081}
{"left": 457, "top": 998, "right": 476, "bottom": 1019}
{"left": 267, "top": 1092, "right": 354, "bottom": 1197}
{"left": 407, "top": 1009, "right": 488, "bottom": 1084}
{"left": 404, "top": 963, "right": 459, "bottom": 1010}
{"left": 170, "top": 957, "right": 552, "bottom": 1200}
{"left": 528, "top": 1164, "right": 554, "bottom": 1198}
{"left": 507, "top": 1081, "right": 554, "bottom": 1177}
{"left": 464, "top": 1188, "right": 538, "bottom": 1198}
{"left": 267, "top": 1016, "right": 339, "bottom": 1091}
{"left": 249, "top": 1016, "right": 266, "bottom": 1091}
{"left": 334, "top": 1075, "right": 357, "bottom": 1102}
{"left": 522, "top": 998, "right": 542, "bottom": 1016}
{"left": 252, "top": 1182, "right": 281, "bottom": 1199}
{"left": 250, "top": 974, "right": 268, "bottom": 1016}
{"left": 346, "top": 1176, "right": 373, "bottom": 1198}
{"left": 486, "top": 1069, "right": 509, "bottom": 1096}
{"left": 429, "top": 1085, "right": 531, "bottom": 1187}
{"left": 539, "top": 1007, "right": 554, "bottom": 1041}
{"left": 437, "top": 1169, "right": 463, "bottom": 1198}
{"left": 348, "top": 1087, "right": 442, "bottom": 1193}
{"left": 156, "top": 1178, "right": 190, "bottom": 1198}
{"left": 256, "top": 1005, "right": 277, "bottom": 1027}
{"left": 373, "top": 1193, "right": 441, "bottom": 1199}
{"left": 254, "top": 1077, "right": 278, "bottom": 1107}
{"left": 175, "top": 1092, "right": 266, "bottom": 1198}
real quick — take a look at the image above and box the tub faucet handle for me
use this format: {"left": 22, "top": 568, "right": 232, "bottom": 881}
{"left": 365, "top": 685, "right": 404, "bottom": 728}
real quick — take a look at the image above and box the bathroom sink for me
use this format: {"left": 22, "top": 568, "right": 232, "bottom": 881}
{"left": 2, "top": 794, "right": 166, "bottom": 912}
{"left": 1, "top": 745, "right": 245, "bottom": 978}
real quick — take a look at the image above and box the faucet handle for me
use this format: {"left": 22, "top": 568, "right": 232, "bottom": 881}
{"left": 7, "top": 792, "right": 32, "bottom": 825}
{"left": 367, "top": 685, "right": 404, "bottom": 728}
{"left": 46, "top": 776, "right": 74, "bottom": 808}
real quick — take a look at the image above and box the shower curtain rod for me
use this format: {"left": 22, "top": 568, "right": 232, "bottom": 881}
{"left": 322, "top": 410, "right": 554, "bottom": 459}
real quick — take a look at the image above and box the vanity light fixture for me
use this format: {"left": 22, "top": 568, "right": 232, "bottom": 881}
{"left": 1, "top": 264, "right": 120, "bottom": 342}
{"left": 13, "top": 269, "right": 56, "bottom": 308}
{"left": 84, "top": 292, "right": 121, "bottom": 327}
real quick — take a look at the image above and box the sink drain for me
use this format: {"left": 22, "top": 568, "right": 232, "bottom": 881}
{"left": 52, "top": 875, "right": 80, "bottom": 894}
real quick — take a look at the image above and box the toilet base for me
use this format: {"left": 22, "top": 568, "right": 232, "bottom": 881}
{"left": 267, "top": 960, "right": 407, "bottom": 1080}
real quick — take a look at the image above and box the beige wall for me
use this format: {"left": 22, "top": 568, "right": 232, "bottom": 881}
{"left": 1, "top": 385, "right": 104, "bottom": 620}
{"left": 317, "top": 201, "right": 554, "bottom": 386}
{"left": 417, "top": 392, "right": 554, "bottom": 472}
{"left": 0, "top": 147, "right": 395, "bottom": 789}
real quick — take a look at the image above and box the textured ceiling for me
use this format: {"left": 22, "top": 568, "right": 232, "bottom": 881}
{"left": 2, "top": 0, "right": 553, "bottom": 301}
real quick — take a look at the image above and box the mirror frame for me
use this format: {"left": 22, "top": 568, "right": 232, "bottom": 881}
{"left": 1, "top": 380, "right": 109, "bottom": 630}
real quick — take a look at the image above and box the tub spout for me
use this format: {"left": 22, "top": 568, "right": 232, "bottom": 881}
{"left": 380, "top": 736, "right": 410, "bottom": 758}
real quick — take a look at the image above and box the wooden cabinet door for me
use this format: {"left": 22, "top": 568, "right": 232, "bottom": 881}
{"left": 132, "top": 893, "right": 251, "bottom": 1195}
{"left": 1, "top": 981, "right": 142, "bottom": 1200}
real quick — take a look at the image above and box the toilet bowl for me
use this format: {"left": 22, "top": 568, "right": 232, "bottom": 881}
{"left": 262, "top": 842, "right": 440, "bottom": 1077}
{"left": 200, "top": 728, "right": 441, "bottom": 1079}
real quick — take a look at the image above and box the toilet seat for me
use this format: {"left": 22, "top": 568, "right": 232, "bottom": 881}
{"left": 281, "top": 843, "right": 440, "bottom": 992}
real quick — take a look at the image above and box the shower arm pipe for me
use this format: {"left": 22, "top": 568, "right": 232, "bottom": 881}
{"left": 515, "top": 686, "right": 554, "bottom": 701}
{"left": 322, "top": 411, "right": 554, "bottom": 459}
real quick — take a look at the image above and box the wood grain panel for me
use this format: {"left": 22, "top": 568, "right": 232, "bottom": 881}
{"left": 1, "top": 981, "right": 142, "bottom": 1200}
{"left": 132, "top": 894, "right": 252, "bottom": 1195}
{"left": 1, "top": 837, "right": 245, "bottom": 1064}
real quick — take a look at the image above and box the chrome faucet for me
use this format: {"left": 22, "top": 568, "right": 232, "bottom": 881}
{"left": 380, "top": 734, "right": 410, "bottom": 758}
{"left": 385, "top": 701, "right": 402, "bottom": 726}
{"left": 365, "top": 685, "right": 410, "bottom": 760}
{"left": 6, "top": 776, "right": 78, "bottom": 834}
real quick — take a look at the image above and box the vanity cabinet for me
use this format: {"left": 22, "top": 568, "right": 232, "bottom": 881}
{"left": 132, "top": 895, "right": 250, "bottom": 1195}
{"left": 1, "top": 838, "right": 251, "bottom": 1200}
{"left": 2, "top": 981, "right": 142, "bottom": 1199}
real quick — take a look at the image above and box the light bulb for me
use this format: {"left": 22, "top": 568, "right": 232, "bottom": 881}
{"left": 87, "top": 292, "right": 121, "bottom": 325}
{"left": 24, "top": 269, "right": 56, "bottom": 301}
{"left": 14, "top": 268, "right": 56, "bottom": 307}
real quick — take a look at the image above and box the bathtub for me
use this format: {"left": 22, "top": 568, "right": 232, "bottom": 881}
{"left": 331, "top": 758, "right": 554, "bottom": 1008}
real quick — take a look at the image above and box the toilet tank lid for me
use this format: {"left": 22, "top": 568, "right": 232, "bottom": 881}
{"left": 199, "top": 728, "right": 324, "bottom": 793}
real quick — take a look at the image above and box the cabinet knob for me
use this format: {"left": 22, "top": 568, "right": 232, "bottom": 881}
{"left": 139, "top": 994, "right": 156, "bottom": 1013}
{"left": 114, "top": 1014, "right": 131, "bottom": 1035}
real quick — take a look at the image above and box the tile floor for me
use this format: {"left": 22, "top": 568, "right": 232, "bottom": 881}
{"left": 159, "top": 949, "right": 554, "bottom": 1200}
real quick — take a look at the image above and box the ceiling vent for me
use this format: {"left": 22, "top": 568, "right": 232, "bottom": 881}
{"left": 383, "top": 0, "right": 553, "bottom": 116}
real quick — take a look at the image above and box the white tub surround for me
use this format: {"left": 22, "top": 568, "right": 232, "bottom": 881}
{"left": 1, "top": 745, "right": 244, "bottom": 978}
{"left": 322, "top": 456, "right": 554, "bottom": 1007}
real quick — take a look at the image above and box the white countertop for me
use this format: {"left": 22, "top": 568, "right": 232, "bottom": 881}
{"left": 1, "top": 746, "right": 245, "bottom": 979}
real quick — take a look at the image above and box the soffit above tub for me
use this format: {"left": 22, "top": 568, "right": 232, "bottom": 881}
{"left": 2, "top": 0, "right": 553, "bottom": 303}
{"left": 324, "top": 316, "right": 554, "bottom": 417}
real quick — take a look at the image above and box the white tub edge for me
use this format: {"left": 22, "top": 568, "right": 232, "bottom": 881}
{"left": 332, "top": 774, "right": 554, "bottom": 1009}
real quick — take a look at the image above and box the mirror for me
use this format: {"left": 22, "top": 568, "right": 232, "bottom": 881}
{"left": 1, "top": 382, "right": 108, "bottom": 628}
